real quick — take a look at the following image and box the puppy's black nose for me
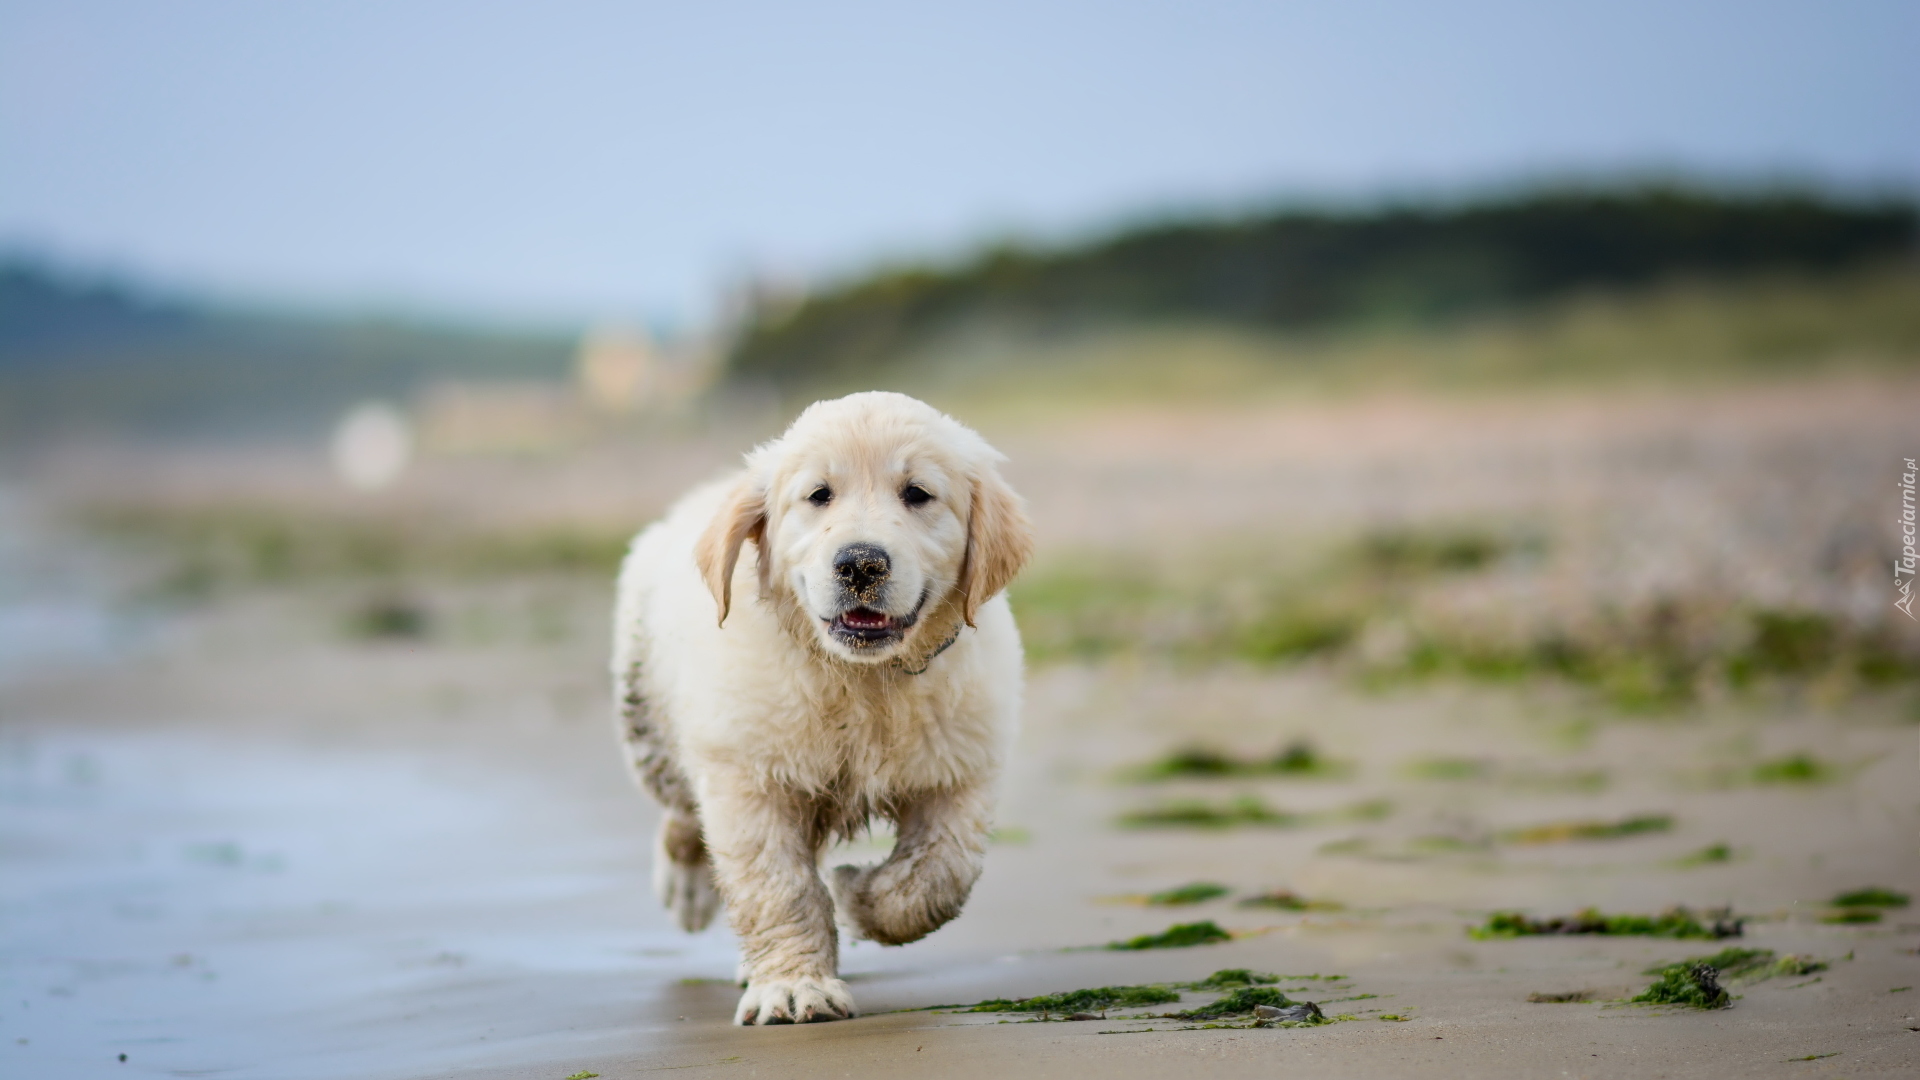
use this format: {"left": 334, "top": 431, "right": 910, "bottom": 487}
{"left": 833, "top": 543, "right": 891, "bottom": 593}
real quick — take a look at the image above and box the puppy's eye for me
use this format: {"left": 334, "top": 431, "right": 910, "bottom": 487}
{"left": 901, "top": 485, "right": 933, "bottom": 507}
{"left": 807, "top": 486, "right": 833, "bottom": 506}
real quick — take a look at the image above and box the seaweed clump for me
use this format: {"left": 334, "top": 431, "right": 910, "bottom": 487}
{"left": 1676, "top": 842, "right": 1734, "bottom": 867}
{"left": 1831, "top": 886, "right": 1909, "bottom": 908}
{"left": 1500, "top": 814, "right": 1672, "bottom": 844}
{"left": 1237, "top": 889, "right": 1342, "bottom": 911}
{"left": 1174, "top": 969, "right": 1280, "bottom": 989}
{"left": 1116, "top": 795, "right": 1300, "bottom": 829}
{"left": 1633, "top": 962, "right": 1730, "bottom": 1009}
{"left": 1749, "top": 753, "right": 1834, "bottom": 784}
{"left": 1822, "top": 908, "right": 1883, "bottom": 924}
{"left": 1471, "top": 906, "right": 1742, "bottom": 940}
{"left": 1145, "top": 882, "right": 1231, "bottom": 906}
{"left": 1130, "top": 740, "right": 1349, "bottom": 781}
{"left": 1108, "top": 920, "right": 1233, "bottom": 950}
{"left": 964, "top": 983, "right": 1180, "bottom": 1014}
{"left": 1175, "top": 986, "right": 1296, "bottom": 1019}
{"left": 1643, "top": 947, "right": 1824, "bottom": 983}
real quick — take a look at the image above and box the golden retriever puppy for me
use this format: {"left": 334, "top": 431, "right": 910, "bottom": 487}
{"left": 610, "top": 392, "right": 1033, "bottom": 1024}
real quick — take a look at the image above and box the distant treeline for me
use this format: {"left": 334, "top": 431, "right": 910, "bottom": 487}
{"left": 729, "top": 187, "right": 1918, "bottom": 386}
{"left": 0, "top": 263, "right": 573, "bottom": 441}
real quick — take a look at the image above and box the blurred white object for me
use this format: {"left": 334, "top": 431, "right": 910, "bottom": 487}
{"left": 331, "top": 402, "right": 412, "bottom": 490}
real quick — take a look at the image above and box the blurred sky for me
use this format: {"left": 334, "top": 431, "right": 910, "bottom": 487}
{"left": 2, "top": 0, "right": 1916, "bottom": 328}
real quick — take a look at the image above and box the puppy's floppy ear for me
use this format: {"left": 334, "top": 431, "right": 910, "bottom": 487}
{"left": 694, "top": 478, "right": 767, "bottom": 626}
{"left": 959, "top": 466, "right": 1034, "bottom": 628}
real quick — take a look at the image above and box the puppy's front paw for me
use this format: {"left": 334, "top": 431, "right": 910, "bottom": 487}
{"left": 734, "top": 977, "right": 856, "bottom": 1025}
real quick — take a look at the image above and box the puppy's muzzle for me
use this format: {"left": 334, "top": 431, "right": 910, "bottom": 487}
{"left": 832, "top": 543, "right": 891, "bottom": 602}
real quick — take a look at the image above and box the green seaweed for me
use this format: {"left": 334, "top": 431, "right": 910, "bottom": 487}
{"left": 345, "top": 594, "right": 431, "bottom": 639}
{"left": 965, "top": 984, "right": 1181, "bottom": 1014}
{"left": 1173, "top": 969, "right": 1280, "bottom": 990}
{"left": 1235, "top": 607, "right": 1360, "bottom": 663}
{"left": 1108, "top": 921, "right": 1233, "bottom": 950}
{"left": 1643, "top": 947, "right": 1772, "bottom": 980}
{"left": 1002, "top": 531, "right": 1920, "bottom": 706}
{"left": 1633, "top": 963, "right": 1729, "bottom": 1009}
{"left": 1728, "top": 610, "right": 1837, "bottom": 682}
{"left": 1357, "top": 528, "right": 1509, "bottom": 574}
{"left": 1822, "top": 909, "right": 1882, "bottom": 924}
{"left": 1648, "top": 947, "right": 1825, "bottom": 981}
{"left": 1501, "top": 814, "right": 1671, "bottom": 845}
{"left": 1143, "top": 882, "right": 1231, "bottom": 906}
{"left": 1236, "top": 889, "right": 1342, "bottom": 911}
{"left": 1831, "top": 886, "right": 1909, "bottom": 908}
{"left": 1128, "top": 740, "right": 1349, "bottom": 781}
{"left": 1749, "top": 753, "right": 1833, "bottom": 784}
{"left": 1472, "top": 906, "right": 1742, "bottom": 940}
{"left": 1406, "top": 757, "right": 1493, "bottom": 781}
{"left": 1116, "top": 795, "right": 1299, "bottom": 829}
{"left": 1174, "top": 986, "right": 1296, "bottom": 1019}
{"left": 1134, "top": 745, "right": 1240, "bottom": 778}
{"left": 1528, "top": 990, "right": 1595, "bottom": 1003}
{"left": 1637, "top": 948, "right": 1825, "bottom": 998}
{"left": 1676, "top": 842, "right": 1734, "bottom": 867}
{"left": 1772, "top": 955, "right": 1828, "bottom": 977}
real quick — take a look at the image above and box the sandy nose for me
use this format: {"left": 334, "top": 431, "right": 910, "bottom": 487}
{"left": 832, "top": 543, "right": 891, "bottom": 595}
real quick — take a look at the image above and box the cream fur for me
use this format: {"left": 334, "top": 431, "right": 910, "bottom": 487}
{"left": 610, "top": 392, "right": 1032, "bottom": 1025}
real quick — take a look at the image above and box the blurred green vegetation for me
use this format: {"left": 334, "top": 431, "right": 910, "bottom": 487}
{"left": 880, "top": 263, "right": 1920, "bottom": 418}
{"left": 1116, "top": 795, "right": 1301, "bottom": 830}
{"left": 1116, "top": 796, "right": 1388, "bottom": 831}
{"left": 81, "top": 500, "right": 1920, "bottom": 712}
{"left": 9, "top": 189, "right": 1918, "bottom": 445}
{"left": 1471, "top": 906, "right": 1742, "bottom": 940}
{"left": 1499, "top": 813, "right": 1672, "bottom": 845}
{"left": 82, "top": 502, "right": 631, "bottom": 600}
{"left": 1127, "top": 740, "right": 1351, "bottom": 781}
{"left": 1143, "top": 882, "right": 1231, "bottom": 906}
{"left": 732, "top": 187, "right": 1917, "bottom": 393}
{"left": 1010, "top": 524, "right": 1920, "bottom": 710}
{"left": 1747, "top": 753, "right": 1837, "bottom": 784}
{"left": 1830, "top": 887, "right": 1909, "bottom": 908}
{"left": 1675, "top": 842, "right": 1735, "bottom": 867}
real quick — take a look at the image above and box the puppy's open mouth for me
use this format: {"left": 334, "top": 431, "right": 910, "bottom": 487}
{"left": 827, "top": 607, "right": 915, "bottom": 648}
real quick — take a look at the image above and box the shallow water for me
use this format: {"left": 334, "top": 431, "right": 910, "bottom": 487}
{"left": 0, "top": 486, "right": 139, "bottom": 687}
{"left": 0, "top": 727, "right": 737, "bottom": 1079}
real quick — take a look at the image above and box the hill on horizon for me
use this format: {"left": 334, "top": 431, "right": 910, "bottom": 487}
{"left": 729, "top": 185, "right": 1918, "bottom": 389}
{"left": 0, "top": 262, "right": 575, "bottom": 443}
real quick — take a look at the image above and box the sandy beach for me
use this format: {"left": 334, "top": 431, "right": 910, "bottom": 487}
{"left": 4, "top": 378, "right": 1917, "bottom": 1079}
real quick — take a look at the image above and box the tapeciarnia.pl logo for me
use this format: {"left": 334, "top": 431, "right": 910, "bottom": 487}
{"left": 1899, "top": 457, "right": 1917, "bottom": 620}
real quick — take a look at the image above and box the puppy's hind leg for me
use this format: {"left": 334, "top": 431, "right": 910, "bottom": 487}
{"left": 654, "top": 810, "right": 720, "bottom": 933}
{"left": 619, "top": 662, "right": 718, "bottom": 932}
{"left": 830, "top": 785, "right": 991, "bottom": 946}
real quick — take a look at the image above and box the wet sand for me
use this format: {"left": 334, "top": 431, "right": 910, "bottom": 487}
{"left": 4, "top": 378, "right": 1918, "bottom": 1078}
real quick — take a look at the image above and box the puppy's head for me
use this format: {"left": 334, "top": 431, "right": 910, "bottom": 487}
{"left": 695, "top": 392, "right": 1032, "bottom": 663}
